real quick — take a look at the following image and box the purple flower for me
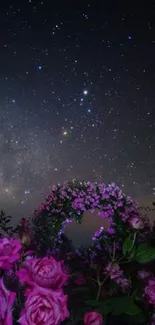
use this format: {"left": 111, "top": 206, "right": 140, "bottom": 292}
{"left": 138, "top": 270, "right": 152, "bottom": 280}
{"left": 105, "top": 263, "right": 123, "bottom": 280}
{"left": 105, "top": 263, "right": 129, "bottom": 291}
{"left": 116, "top": 278, "right": 130, "bottom": 291}
{"left": 145, "top": 279, "right": 155, "bottom": 306}
{"left": 128, "top": 216, "right": 144, "bottom": 229}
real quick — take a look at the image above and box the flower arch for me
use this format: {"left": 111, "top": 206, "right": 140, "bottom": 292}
{"left": 31, "top": 180, "right": 144, "bottom": 255}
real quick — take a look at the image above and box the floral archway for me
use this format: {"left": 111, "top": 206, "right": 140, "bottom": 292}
{"left": 31, "top": 180, "right": 146, "bottom": 255}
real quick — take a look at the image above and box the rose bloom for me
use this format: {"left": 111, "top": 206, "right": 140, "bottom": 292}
{"left": 128, "top": 217, "right": 144, "bottom": 229}
{"left": 18, "top": 285, "right": 70, "bottom": 325}
{"left": 145, "top": 279, "right": 155, "bottom": 306}
{"left": 0, "top": 278, "right": 16, "bottom": 325}
{"left": 84, "top": 311, "right": 103, "bottom": 325}
{"left": 0, "top": 237, "right": 22, "bottom": 270}
{"left": 17, "top": 256, "right": 69, "bottom": 289}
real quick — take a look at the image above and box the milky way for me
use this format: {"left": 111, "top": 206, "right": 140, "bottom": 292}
{"left": 0, "top": 1, "right": 155, "bottom": 220}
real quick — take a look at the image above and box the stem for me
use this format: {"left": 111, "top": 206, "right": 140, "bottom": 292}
{"left": 96, "top": 268, "right": 108, "bottom": 300}
{"left": 130, "top": 231, "right": 137, "bottom": 251}
{"left": 96, "top": 284, "right": 102, "bottom": 300}
{"left": 15, "top": 263, "right": 21, "bottom": 305}
{"left": 112, "top": 241, "right": 116, "bottom": 262}
{"left": 131, "top": 288, "right": 138, "bottom": 298}
{"left": 119, "top": 257, "right": 135, "bottom": 264}
{"left": 88, "top": 276, "right": 98, "bottom": 283}
{"left": 96, "top": 268, "right": 101, "bottom": 300}
{"left": 102, "top": 238, "right": 112, "bottom": 260}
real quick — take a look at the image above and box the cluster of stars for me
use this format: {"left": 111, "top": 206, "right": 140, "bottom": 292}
{"left": 0, "top": 1, "right": 154, "bottom": 219}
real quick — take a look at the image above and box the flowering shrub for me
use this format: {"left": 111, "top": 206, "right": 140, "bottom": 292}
{"left": 0, "top": 181, "right": 155, "bottom": 324}
{"left": 32, "top": 181, "right": 146, "bottom": 255}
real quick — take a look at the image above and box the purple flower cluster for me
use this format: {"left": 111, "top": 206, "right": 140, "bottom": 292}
{"left": 105, "top": 263, "right": 130, "bottom": 291}
{"left": 32, "top": 180, "right": 146, "bottom": 259}
{"left": 34, "top": 181, "right": 142, "bottom": 232}
{"left": 145, "top": 279, "right": 155, "bottom": 306}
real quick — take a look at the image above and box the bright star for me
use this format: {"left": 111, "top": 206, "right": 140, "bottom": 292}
{"left": 83, "top": 90, "right": 88, "bottom": 95}
{"left": 24, "top": 190, "right": 30, "bottom": 195}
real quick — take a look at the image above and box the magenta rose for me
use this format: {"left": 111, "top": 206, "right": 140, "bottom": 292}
{"left": 145, "top": 279, "right": 155, "bottom": 306}
{"left": 0, "top": 237, "right": 22, "bottom": 270}
{"left": 17, "top": 256, "right": 69, "bottom": 289}
{"left": 18, "top": 285, "right": 70, "bottom": 325}
{"left": 84, "top": 312, "right": 103, "bottom": 325}
{"left": 0, "top": 278, "right": 16, "bottom": 325}
{"left": 128, "top": 217, "right": 144, "bottom": 229}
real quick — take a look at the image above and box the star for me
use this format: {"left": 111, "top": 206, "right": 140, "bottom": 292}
{"left": 0, "top": 1, "right": 154, "bottom": 220}
{"left": 83, "top": 90, "right": 88, "bottom": 95}
{"left": 24, "top": 190, "right": 30, "bottom": 195}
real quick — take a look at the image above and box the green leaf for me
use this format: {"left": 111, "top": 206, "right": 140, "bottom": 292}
{"left": 124, "top": 313, "right": 146, "bottom": 325}
{"left": 85, "top": 300, "right": 112, "bottom": 316}
{"left": 85, "top": 300, "right": 102, "bottom": 307}
{"left": 136, "top": 243, "right": 155, "bottom": 263}
{"left": 98, "top": 296, "right": 142, "bottom": 316}
{"left": 127, "top": 247, "right": 136, "bottom": 260}
{"left": 122, "top": 236, "right": 134, "bottom": 256}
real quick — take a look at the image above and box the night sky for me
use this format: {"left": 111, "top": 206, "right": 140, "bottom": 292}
{"left": 0, "top": 1, "right": 155, "bottom": 220}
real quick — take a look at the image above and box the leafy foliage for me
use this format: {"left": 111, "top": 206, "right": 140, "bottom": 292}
{"left": 0, "top": 210, "right": 13, "bottom": 236}
{"left": 0, "top": 182, "right": 155, "bottom": 324}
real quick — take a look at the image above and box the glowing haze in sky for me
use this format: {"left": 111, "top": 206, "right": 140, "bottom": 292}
{"left": 0, "top": 1, "right": 155, "bottom": 219}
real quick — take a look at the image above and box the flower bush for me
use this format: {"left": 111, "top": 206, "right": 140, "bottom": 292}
{"left": 0, "top": 181, "right": 155, "bottom": 324}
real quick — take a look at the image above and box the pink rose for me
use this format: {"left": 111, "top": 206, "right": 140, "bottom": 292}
{"left": 145, "top": 279, "right": 155, "bottom": 306}
{"left": 0, "top": 278, "right": 16, "bottom": 325}
{"left": 0, "top": 237, "right": 22, "bottom": 270}
{"left": 84, "top": 312, "right": 103, "bottom": 325}
{"left": 18, "top": 285, "right": 70, "bottom": 325}
{"left": 17, "top": 256, "right": 69, "bottom": 289}
{"left": 128, "top": 217, "right": 144, "bottom": 229}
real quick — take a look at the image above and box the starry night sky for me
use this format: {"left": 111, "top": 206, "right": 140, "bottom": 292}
{"left": 0, "top": 1, "right": 155, "bottom": 220}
